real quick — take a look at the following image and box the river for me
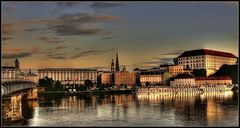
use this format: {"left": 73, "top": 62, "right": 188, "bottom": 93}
{"left": 2, "top": 91, "right": 239, "bottom": 127}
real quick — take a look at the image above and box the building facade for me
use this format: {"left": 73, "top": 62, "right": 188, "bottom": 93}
{"left": 114, "top": 67, "right": 136, "bottom": 86}
{"left": 140, "top": 74, "right": 162, "bottom": 86}
{"left": 37, "top": 68, "right": 97, "bottom": 85}
{"left": 195, "top": 76, "right": 232, "bottom": 86}
{"left": 168, "top": 65, "right": 184, "bottom": 76}
{"left": 20, "top": 70, "right": 38, "bottom": 83}
{"left": 100, "top": 71, "right": 113, "bottom": 85}
{"left": 1, "top": 58, "right": 21, "bottom": 79}
{"left": 1, "top": 66, "right": 21, "bottom": 79}
{"left": 170, "top": 78, "right": 196, "bottom": 87}
{"left": 170, "top": 74, "right": 195, "bottom": 86}
{"left": 176, "top": 49, "right": 237, "bottom": 76}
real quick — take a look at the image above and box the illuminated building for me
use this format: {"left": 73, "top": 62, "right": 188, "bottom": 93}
{"left": 168, "top": 65, "right": 184, "bottom": 76}
{"left": 100, "top": 71, "right": 113, "bottom": 85}
{"left": 170, "top": 74, "right": 195, "bottom": 86}
{"left": 1, "top": 58, "right": 21, "bottom": 79}
{"left": 114, "top": 67, "right": 136, "bottom": 86}
{"left": 176, "top": 49, "right": 237, "bottom": 76}
{"left": 20, "top": 70, "right": 38, "bottom": 83}
{"left": 140, "top": 73, "right": 162, "bottom": 85}
{"left": 37, "top": 68, "right": 97, "bottom": 85}
{"left": 195, "top": 76, "right": 232, "bottom": 86}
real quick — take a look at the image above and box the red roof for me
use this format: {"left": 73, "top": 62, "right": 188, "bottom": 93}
{"left": 178, "top": 49, "right": 237, "bottom": 58}
{"left": 195, "top": 76, "right": 232, "bottom": 80}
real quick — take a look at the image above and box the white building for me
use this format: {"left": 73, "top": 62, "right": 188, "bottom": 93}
{"left": 176, "top": 49, "right": 237, "bottom": 76}
{"left": 168, "top": 65, "right": 184, "bottom": 76}
{"left": 195, "top": 76, "right": 232, "bottom": 86}
{"left": 37, "top": 68, "right": 97, "bottom": 85}
{"left": 140, "top": 74, "right": 162, "bottom": 86}
{"left": 170, "top": 74, "right": 195, "bottom": 87}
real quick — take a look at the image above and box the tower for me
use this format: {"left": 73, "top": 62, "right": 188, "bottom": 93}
{"left": 15, "top": 58, "right": 20, "bottom": 69}
{"left": 115, "top": 51, "right": 120, "bottom": 71}
{"left": 111, "top": 59, "right": 114, "bottom": 72}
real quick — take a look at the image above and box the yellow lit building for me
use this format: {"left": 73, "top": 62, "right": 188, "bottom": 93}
{"left": 195, "top": 76, "right": 232, "bottom": 86}
{"left": 170, "top": 74, "right": 195, "bottom": 87}
{"left": 176, "top": 49, "right": 237, "bottom": 76}
{"left": 114, "top": 67, "right": 136, "bottom": 86}
{"left": 100, "top": 71, "right": 113, "bottom": 85}
{"left": 37, "top": 68, "right": 97, "bottom": 85}
{"left": 168, "top": 65, "right": 184, "bottom": 76}
{"left": 140, "top": 74, "right": 162, "bottom": 86}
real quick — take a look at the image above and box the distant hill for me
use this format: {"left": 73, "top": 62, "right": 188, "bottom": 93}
{"left": 210, "top": 64, "right": 238, "bottom": 84}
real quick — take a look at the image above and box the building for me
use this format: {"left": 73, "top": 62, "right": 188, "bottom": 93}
{"left": 114, "top": 67, "right": 136, "bottom": 86}
{"left": 159, "top": 64, "right": 174, "bottom": 72}
{"left": 195, "top": 76, "right": 232, "bottom": 86}
{"left": 37, "top": 68, "right": 97, "bottom": 85}
{"left": 170, "top": 73, "right": 195, "bottom": 87}
{"left": 168, "top": 65, "right": 184, "bottom": 76}
{"left": 176, "top": 49, "right": 237, "bottom": 76}
{"left": 1, "top": 58, "right": 21, "bottom": 79}
{"left": 20, "top": 70, "right": 38, "bottom": 83}
{"left": 115, "top": 51, "right": 120, "bottom": 72}
{"left": 140, "top": 74, "right": 162, "bottom": 86}
{"left": 100, "top": 71, "right": 113, "bottom": 85}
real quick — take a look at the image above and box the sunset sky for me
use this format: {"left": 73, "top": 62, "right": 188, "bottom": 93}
{"left": 2, "top": 1, "right": 239, "bottom": 70}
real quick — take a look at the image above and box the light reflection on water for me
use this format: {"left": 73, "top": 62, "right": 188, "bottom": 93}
{"left": 4, "top": 91, "right": 239, "bottom": 127}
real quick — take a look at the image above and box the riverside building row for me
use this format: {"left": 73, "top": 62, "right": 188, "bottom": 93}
{"left": 2, "top": 49, "right": 237, "bottom": 87}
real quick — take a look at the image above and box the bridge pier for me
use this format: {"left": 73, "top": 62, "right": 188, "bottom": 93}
{"left": 2, "top": 94, "right": 23, "bottom": 122}
{"left": 26, "top": 88, "right": 38, "bottom": 100}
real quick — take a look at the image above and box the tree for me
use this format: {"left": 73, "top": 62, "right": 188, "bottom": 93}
{"left": 210, "top": 64, "right": 238, "bottom": 84}
{"left": 85, "top": 79, "right": 94, "bottom": 91}
{"left": 192, "top": 68, "right": 207, "bottom": 77}
{"left": 145, "top": 82, "right": 150, "bottom": 87}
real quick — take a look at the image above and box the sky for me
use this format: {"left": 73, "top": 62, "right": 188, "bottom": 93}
{"left": 1, "top": 1, "right": 239, "bottom": 71}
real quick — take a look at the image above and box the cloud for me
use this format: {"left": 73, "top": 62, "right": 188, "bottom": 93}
{"left": 56, "top": 1, "right": 81, "bottom": 7}
{"left": 2, "top": 23, "right": 14, "bottom": 34}
{"left": 159, "top": 50, "right": 184, "bottom": 56}
{"left": 71, "top": 49, "right": 116, "bottom": 59}
{"left": 39, "top": 36, "right": 64, "bottom": 44}
{"left": 142, "top": 58, "right": 174, "bottom": 65}
{"left": 3, "top": 48, "right": 24, "bottom": 52}
{"left": 3, "top": 52, "right": 32, "bottom": 59}
{"left": 24, "top": 28, "right": 38, "bottom": 32}
{"left": 50, "top": 24, "right": 103, "bottom": 36}
{"left": 2, "top": 3, "right": 16, "bottom": 13}
{"left": 56, "top": 45, "right": 67, "bottom": 50}
{"left": 102, "top": 35, "right": 120, "bottom": 40}
{"left": 48, "top": 13, "right": 119, "bottom": 36}
{"left": 2, "top": 37, "right": 12, "bottom": 41}
{"left": 46, "top": 53, "right": 68, "bottom": 59}
{"left": 3, "top": 12, "right": 119, "bottom": 36}
{"left": 90, "top": 2, "right": 124, "bottom": 9}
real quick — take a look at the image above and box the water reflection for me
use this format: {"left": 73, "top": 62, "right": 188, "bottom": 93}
{"left": 3, "top": 91, "right": 238, "bottom": 127}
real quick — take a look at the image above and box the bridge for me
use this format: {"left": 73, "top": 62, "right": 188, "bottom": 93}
{"left": 1, "top": 79, "right": 38, "bottom": 122}
{"left": 1, "top": 79, "right": 37, "bottom": 96}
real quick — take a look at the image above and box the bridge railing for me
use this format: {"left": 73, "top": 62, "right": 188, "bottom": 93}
{"left": 1, "top": 79, "right": 37, "bottom": 95}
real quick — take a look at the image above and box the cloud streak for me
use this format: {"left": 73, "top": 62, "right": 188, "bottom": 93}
{"left": 90, "top": 2, "right": 124, "bottom": 9}
{"left": 2, "top": 37, "right": 12, "bottom": 41}
{"left": 3, "top": 52, "right": 33, "bottom": 59}
{"left": 71, "top": 49, "right": 117, "bottom": 59}
{"left": 39, "top": 36, "right": 64, "bottom": 44}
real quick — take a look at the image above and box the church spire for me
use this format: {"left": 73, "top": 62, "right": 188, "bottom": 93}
{"left": 15, "top": 58, "right": 20, "bottom": 69}
{"left": 115, "top": 51, "right": 120, "bottom": 71}
{"left": 111, "top": 59, "right": 114, "bottom": 72}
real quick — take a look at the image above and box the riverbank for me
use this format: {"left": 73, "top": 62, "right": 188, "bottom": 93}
{"left": 38, "top": 89, "right": 133, "bottom": 96}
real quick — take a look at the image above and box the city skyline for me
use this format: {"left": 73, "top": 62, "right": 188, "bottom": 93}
{"left": 2, "top": 1, "right": 239, "bottom": 70}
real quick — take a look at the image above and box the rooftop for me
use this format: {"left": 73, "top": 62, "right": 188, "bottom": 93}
{"left": 178, "top": 49, "right": 237, "bottom": 58}
{"left": 195, "top": 76, "right": 232, "bottom": 80}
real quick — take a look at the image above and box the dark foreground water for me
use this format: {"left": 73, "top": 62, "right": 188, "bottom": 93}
{"left": 3, "top": 91, "right": 239, "bottom": 127}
